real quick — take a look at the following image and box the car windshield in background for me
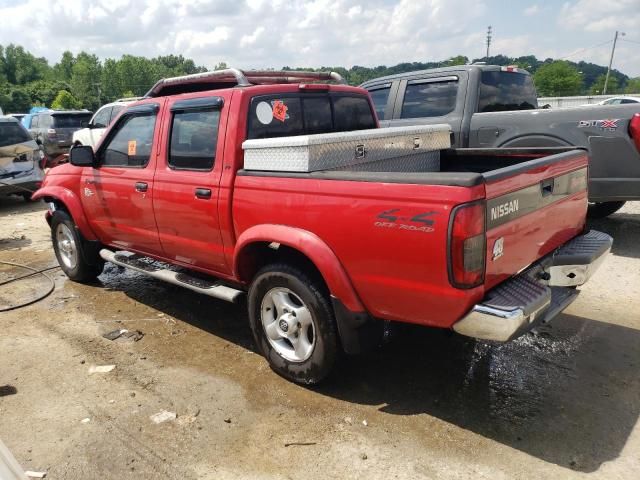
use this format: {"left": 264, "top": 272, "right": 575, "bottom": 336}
{"left": 53, "top": 114, "right": 92, "bottom": 128}
{"left": 0, "top": 123, "right": 32, "bottom": 147}
{"left": 478, "top": 71, "right": 537, "bottom": 112}
{"left": 247, "top": 94, "right": 376, "bottom": 140}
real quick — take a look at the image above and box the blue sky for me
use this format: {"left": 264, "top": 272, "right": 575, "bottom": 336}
{"left": 1, "top": 0, "right": 639, "bottom": 76}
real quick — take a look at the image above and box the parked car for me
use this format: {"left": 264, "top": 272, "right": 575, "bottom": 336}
{"left": 0, "top": 116, "right": 45, "bottom": 200}
{"left": 6, "top": 113, "right": 26, "bottom": 123}
{"left": 597, "top": 96, "right": 640, "bottom": 105}
{"left": 361, "top": 65, "right": 640, "bottom": 218}
{"left": 28, "top": 110, "right": 93, "bottom": 158}
{"left": 72, "top": 97, "right": 142, "bottom": 148}
{"left": 34, "top": 68, "right": 611, "bottom": 384}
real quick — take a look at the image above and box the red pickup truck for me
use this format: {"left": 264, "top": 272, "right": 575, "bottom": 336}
{"left": 34, "top": 69, "right": 612, "bottom": 384}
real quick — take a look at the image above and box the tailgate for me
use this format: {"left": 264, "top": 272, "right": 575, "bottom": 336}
{"left": 483, "top": 150, "right": 589, "bottom": 289}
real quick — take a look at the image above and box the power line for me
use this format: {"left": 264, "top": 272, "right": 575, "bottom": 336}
{"left": 558, "top": 39, "right": 614, "bottom": 60}
{"left": 621, "top": 38, "right": 640, "bottom": 45}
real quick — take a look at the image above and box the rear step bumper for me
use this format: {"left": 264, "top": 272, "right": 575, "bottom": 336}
{"left": 453, "top": 230, "right": 612, "bottom": 342}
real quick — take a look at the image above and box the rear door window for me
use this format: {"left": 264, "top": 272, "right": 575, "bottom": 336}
{"left": 109, "top": 106, "right": 125, "bottom": 124}
{"left": 169, "top": 109, "right": 220, "bottom": 170}
{"left": 92, "top": 107, "right": 112, "bottom": 128}
{"left": 100, "top": 112, "right": 157, "bottom": 167}
{"left": 401, "top": 78, "right": 458, "bottom": 119}
{"left": 368, "top": 85, "right": 391, "bottom": 120}
{"left": 247, "top": 94, "right": 375, "bottom": 139}
{"left": 478, "top": 71, "right": 537, "bottom": 112}
{"left": 31, "top": 116, "right": 39, "bottom": 128}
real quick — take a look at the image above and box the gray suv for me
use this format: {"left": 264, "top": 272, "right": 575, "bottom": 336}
{"left": 29, "top": 110, "right": 93, "bottom": 157}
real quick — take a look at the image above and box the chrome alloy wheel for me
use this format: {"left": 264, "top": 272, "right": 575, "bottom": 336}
{"left": 56, "top": 223, "right": 78, "bottom": 269}
{"left": 261, "top": 287, "right": 316, "bottom": 362}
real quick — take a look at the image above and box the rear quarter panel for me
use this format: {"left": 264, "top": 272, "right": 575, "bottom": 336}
{"left": 233, "top": 175, "right": 486, "bottom": 327}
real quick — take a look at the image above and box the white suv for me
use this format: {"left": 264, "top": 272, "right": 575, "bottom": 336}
{"left": 72, "top": 97, "right": 141, "bottom": 148}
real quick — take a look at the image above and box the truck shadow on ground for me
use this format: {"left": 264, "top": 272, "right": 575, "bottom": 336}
{"left": 318, "top": 316, "right": 640, "bottom": 473}
{"left": 588, "top": 210, "right": 640, "bottom": 259}
{"left": 104, "top": 264, "right": 639, "bottom": 474}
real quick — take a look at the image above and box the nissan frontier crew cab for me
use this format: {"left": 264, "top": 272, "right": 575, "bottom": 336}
{"left": 34, "top": 68, "right": 612, "bottom": 385}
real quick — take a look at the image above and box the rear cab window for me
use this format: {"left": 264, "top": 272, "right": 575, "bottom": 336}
{"left": 0, "top": 121, "right": 32, "bottom": 147}
{"left": 52, "top": 113, "right": 92, "bottom": 128}
{"left": 478, "top": 71, "right": 537, "bottom": 112}
{"left": 247, "top": 93, "right": 376, "bottom": 140}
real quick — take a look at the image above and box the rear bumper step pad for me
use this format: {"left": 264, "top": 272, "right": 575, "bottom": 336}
{"left": 453, "top": 230, "right": 611, "bottom": 342}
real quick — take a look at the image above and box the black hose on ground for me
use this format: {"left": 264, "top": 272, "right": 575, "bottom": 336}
{"left": 0, "top": 260, "right": 58, "bottom": 312}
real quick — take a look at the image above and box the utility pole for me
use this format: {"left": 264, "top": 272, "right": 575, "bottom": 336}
{"left": 604, "top": 30, "right": 625, "bottom": 95}
{"left": 486, "top": 26, "right": 492, "bottom": 60}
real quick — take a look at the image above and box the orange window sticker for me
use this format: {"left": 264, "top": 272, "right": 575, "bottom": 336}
{"left": 128, "top": 140, "right": 137, "bottom": 156}
{"left": 272, "top": 100, "right": 288, "bottom": 122}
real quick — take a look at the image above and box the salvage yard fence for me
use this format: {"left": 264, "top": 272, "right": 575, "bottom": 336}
{"left": 538, "top": 94, "right": 640, "bottom": 109}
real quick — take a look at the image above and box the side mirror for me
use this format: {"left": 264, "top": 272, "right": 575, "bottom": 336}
{"left": 70, "top": 145, "right": 97, "bottom": 167}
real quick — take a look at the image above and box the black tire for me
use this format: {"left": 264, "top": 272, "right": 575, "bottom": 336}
{"left": 50, "top": 210, "right": 104, "bottom": 282}
{"left": 248, "top": 263, "right": 339, "bottom": 385}
{"left": 587, "top": 201, "right": 626, "bottom": 219}
{"left": 21, "top": 192, "right": 33, "bottom": 201}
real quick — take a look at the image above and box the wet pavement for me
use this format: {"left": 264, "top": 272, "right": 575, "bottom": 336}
{"left": 1, "top": 196, "right": 639, "bottom": 479}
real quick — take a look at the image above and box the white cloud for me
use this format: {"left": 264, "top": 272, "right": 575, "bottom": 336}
{"left": 524, "top": 4, "right": 539, "bottom": 16}
{"left": 0, "top": 0, "right": 638, "bottom": 77}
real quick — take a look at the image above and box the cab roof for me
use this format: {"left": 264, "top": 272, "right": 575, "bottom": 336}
{"left": 145, "top": 68, "right": 347, "bottom": 98}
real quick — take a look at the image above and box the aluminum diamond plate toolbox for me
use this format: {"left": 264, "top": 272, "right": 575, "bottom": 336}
{"left": 242, "top": 124, "right": 451, "bottom": 172}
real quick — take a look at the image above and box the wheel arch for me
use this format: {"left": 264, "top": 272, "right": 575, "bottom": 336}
{"left": 233, "top": 225, "right": 365, "bottom": 313}
{"left": 33, "top": 186, "right": 98, "bottom": 241}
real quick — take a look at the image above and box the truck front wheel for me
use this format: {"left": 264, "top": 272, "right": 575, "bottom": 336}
{"left": 51, "top": 210, "right": 104, "bottom": 282}
{"left": 248, "top": 264, "right": 339, "bottom": 385}
{"left": 587, "top": 201, "right": 626, "bottom": 219}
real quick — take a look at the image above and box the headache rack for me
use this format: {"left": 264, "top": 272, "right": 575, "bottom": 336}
{"left": 144, "top": 68, "right": 346, "bottom": 97}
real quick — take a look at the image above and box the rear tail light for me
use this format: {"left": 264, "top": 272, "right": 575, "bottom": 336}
{"left": 47, "top": 128, "right": 57, "bottom": 139}
{"left": 39, "top": 150, "right": 48, "bottom": 169}
{"left": 448, "top": 201, "right": 486, "bottom": 289}
{"left": 630, "top": 113, "right": 640, "bottom": 153}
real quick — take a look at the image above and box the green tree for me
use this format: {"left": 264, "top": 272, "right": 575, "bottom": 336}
{"left": 533, "top": 61, "right": 583, "bottom": 96}
{"left": 53, "top": 51, "right": 75, "bottom": 82}
{"left": 444, "top": 55, "right": 469, "bottom": 66}
{"left": 7, "top": 87, "right": 32, "bottom": 111}
{"left": 51, "top": 89, "right": 82, "bottom": 109}
{"left": 70, "top": 52, "right": 102, "bottom": 109}
{"left": 625, "top": 77, "right": 640, "bottom": 94}
{"left": 590, "top": 74, "right": 618, "bottom": 95}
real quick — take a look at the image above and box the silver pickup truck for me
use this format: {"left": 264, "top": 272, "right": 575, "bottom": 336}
{"left": 361, "top": 65, "right": 640, "bottom": 218}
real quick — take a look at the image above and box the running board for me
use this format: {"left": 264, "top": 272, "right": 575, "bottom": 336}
{"left": 99, "top": 249, "right": 244, "bottom": 303}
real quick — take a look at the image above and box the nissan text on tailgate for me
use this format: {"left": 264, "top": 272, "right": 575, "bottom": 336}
{"left": 33, "top": 68, "right": 612, "bottom": 384}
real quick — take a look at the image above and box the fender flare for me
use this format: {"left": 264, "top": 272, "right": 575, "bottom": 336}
{"left": 234, "top": 224, "right": 365, "bottom": 313}
{"left": 32, "top": 186, "right": 98, "bottom": 241}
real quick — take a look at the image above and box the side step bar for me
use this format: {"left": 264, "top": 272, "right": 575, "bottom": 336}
{"left": 99, "top": 249, "right": 244, "bottom": 303}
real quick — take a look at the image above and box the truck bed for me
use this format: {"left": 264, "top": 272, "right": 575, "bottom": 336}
{"left": 235, "top": 146, "right": 588, "bottom": 327}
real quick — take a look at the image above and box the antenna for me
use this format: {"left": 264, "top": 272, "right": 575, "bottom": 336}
{"left": 486, "top": 26, "right": 492, "bottom": 59}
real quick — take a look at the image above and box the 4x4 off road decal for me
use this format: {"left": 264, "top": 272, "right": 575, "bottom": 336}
{"left": 374, "top": 209, "right": 437, "bottom": 233}
{"left": 486, "top": 167, "right": 587, "bottom": 229}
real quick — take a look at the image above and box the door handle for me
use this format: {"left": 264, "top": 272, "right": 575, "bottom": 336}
{"left": 85, "top": 179, "right": 97, "bottom": 185}
{"left": 135, "top": 182, "right": 148, "bottom": 192}
{"left": 195, "top": 188, "right": 212, "bottom": 199}
{"left": 541, "top": 178, "right": 554, "bottom": 196}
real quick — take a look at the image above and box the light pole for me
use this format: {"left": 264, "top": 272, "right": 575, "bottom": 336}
{"left": 604, "top": 31, "right": 625, "bottom": 95}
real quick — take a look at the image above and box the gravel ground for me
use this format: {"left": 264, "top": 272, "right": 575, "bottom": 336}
{"left": 0, "top": 197, "right": 639, "bottom": 480}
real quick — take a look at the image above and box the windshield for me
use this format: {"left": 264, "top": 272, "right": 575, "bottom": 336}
{"left": 478, "top": 71, "right": 538, "bottom": 112}
{"left": 0, "top": 122, "right": 33, "bottom": 147}
{"left": 52, "top": 113, "right": 92, "bottom": 128}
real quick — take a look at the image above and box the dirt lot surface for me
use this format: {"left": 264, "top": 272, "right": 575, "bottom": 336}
{"left": 1, "top": 197, "right": 639, "bottom": 480}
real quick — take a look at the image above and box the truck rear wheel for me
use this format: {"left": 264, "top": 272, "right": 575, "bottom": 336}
{"left": 248, "top": 263, "right": 338, "bottom": 385}
{"left": 587, "top": 201, "right": 626, "bottom": 219}
{"left": 51, "top": 210, "right": 104, "bottom": 282}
